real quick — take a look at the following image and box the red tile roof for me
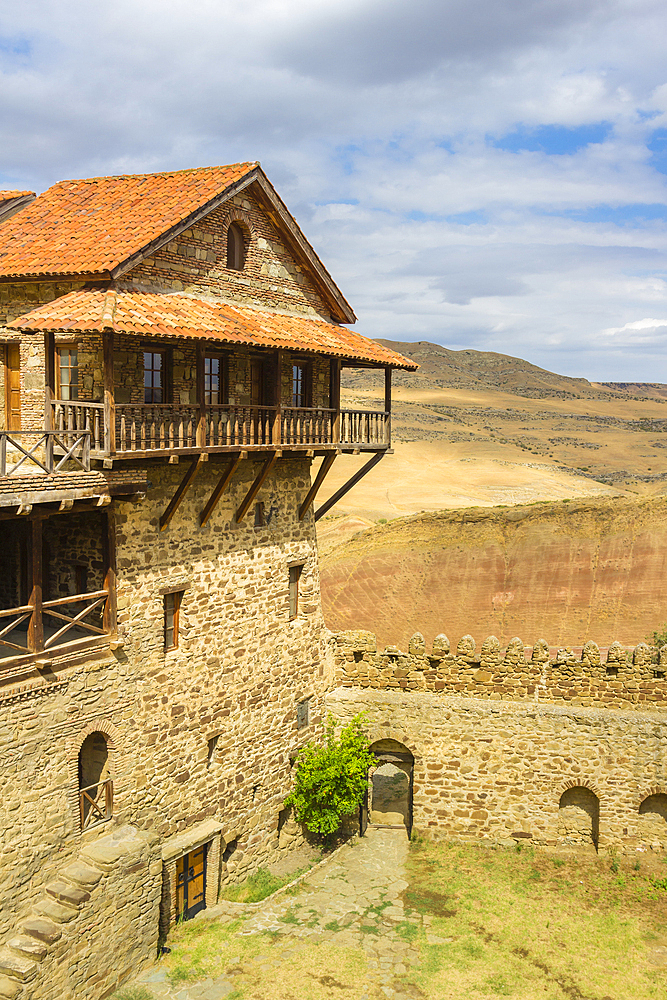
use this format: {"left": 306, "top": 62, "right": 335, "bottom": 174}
{"left": 0, "top": 165, "right": 257, "bottom": 278}
{"left": 10, "top": 290, "right": 418, "bottom": 370}
{"left": 0, "top": 190, "right": 34, "bottom": 201}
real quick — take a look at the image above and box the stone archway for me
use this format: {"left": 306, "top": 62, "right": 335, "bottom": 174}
{"left": 368, "top": 739, "right": 414, "bottom": 837}
{"left": 557, "top": 785, "right": 599, "bottom": 850}
{"left": 638, "top": 793, "right": 667, "bottom": 847}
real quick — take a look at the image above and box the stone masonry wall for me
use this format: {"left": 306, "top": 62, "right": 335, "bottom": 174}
{"left": 332, "top": 628, "right": 667, "bottom": 712}
{"left": 326, "top": 685, "right": 667, "bottom": 852}
{"left": 0, "top": 455, "right": 331, "bottom": 996}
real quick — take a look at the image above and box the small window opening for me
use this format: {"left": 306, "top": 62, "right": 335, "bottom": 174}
{"left": 252, "top": 784, "right": 260, "bottom": 801}
{"left": 296, "top": 697, "right": 310, "bottom": 729}
{"left": 289, "top": 564, "right": 303, "bottom": 620}
{"left": 606, "top": 666, "right": 619, "bottom": 676}
{"left": 164, "top": 590, "right": 184, "bottom": 651}
{"left": 226, "top": 223, "right": 246, "bottom": 271}
{"left": 73, "top": 564, "right": 88, "bottom": 595}
{"left": 207, "top": 735, "right": 220, "bottom": 769}
{"left": 57, "top": 346, "right": 79, "bottom": 401}
{"left": 291, "top": 363, "right": 311, "bottom": 408}
{"left": 204, "top": 355, "right": 227, "bottom": 405}
{"left": 254, "top": 501, "right": 265, "bottom": 527}
{"left": 78, "top": 731, "right": 112, "bottom": 830}
{"left": 654, "top": 670, "right": 666, "bottom": 680}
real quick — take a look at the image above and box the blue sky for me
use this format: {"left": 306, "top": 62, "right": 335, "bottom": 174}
{"left": 2, "top": 0, "right": 667, "bottom": 381}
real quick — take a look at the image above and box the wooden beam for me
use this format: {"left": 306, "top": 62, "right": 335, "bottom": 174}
{"left": 102, "top": 509, "right": 117, "bottom": 634}
{"left": 314, "top": 451, "right": 385, "bottom": 522}
{"left": 44, "top": 332, "right": 56, "bottom": 470}
{"left": 299, "top": 452, "right": 337, "bottom": 520}
{"left": 196, "top": 340, "right": 206, "bottom": 448}
{"left": 235, "top": 452, "right": 278, "bottom": 523}
{"left": 199, "top": 454, "right": 242, "bottom": 527}
{"left": 272, "top": 349, "right": 282, "bottom": 445}
{"left": 159, "top": 456, "right": 204, "bottom": 531}
{"left": 28, "top": 517, "right": 43, "bottom": 652}
{"left": 384, "top": 367, "right": 392, "bottom": 448}
{"left": 102, "top": 329, "right": 116, "bottom": 456}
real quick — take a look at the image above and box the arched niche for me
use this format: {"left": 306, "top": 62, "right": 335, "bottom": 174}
{"left": 638, "top": 793, "right": 667, "bottom": 846}
{"left": 78, "top": 731, "right": 112, "bottom": 829}
{"left": 557, "top": 785, "right": 599, "bottom": 850}
{"left": 368, "top": 739, "right": 414, "bottom": 836}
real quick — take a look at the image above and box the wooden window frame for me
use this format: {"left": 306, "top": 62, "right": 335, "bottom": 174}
{"left": 204, "top": 353, "right": 228, "bottom": 406}
{"left": 289, "top": 563, "right": 303, "bottom": 620}
{"left": 164, "top": 589, "right": 184, "bottom": 650}
{"left": 56, "top": 344, "right": 79, "bottom": 401}
{"left": 226, "top": 223, "right": 246, "bottom": 271}
{"left": 291, "top": 362, "right": 312, "bottom": 409}
{"left": 143, "top": 347, "right": 171, "bottom": 404}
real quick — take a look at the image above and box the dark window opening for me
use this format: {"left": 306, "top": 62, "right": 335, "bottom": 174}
{"left": 291, "top": 363, "right": 311, "bottom": 408}
{"left": 254, "top": 502, "right": 265, "bottom": 527}
{"left": 164, "top": 590, "right": 183, "bottom": 651}
{"left": 222, "top": 838, "right": 238, "bottom": 864}
{"left": 57, "top": 346, "right": 79, "bottom": 401}
{"left": 78, "top": 731, "right": 112, "bottom": 830}
{"left": 74, "top": 564, "right": 88, "bottom": 596}
{"left": 226, "top": 223, "right": 246, "bottom": 271}
{"left": 206, "top": 735, "right": 220, "bottom": 769}
{"left": 144, "top": 350, "right": 166, "bottom": 404}
{"left": 204, "top": 355, "right": 227, "bottom": 405}
{"left": 296, "top": 697, "right": 310, "bottom": 729}
{"left": 289, "top": 564, "right": 303, "bottom": 620}
{"left": 606, "top": 666, "right": 619, "bottom": 676}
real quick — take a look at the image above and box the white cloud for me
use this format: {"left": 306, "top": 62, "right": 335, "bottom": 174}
{"left": 1, "top": 0, "right": 667, "bottom": 380}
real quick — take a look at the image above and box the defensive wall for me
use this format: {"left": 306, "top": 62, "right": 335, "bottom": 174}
{"left": 325, "top": 628, "right": 667, "bottom": 853}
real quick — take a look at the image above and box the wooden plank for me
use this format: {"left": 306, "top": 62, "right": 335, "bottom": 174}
{"left": 199, "top": 454, "right": 242, "bottom": 527}
{"left": 330, "top": 358, "right": 341, "bottom": 444}
{"left": 235, "top": 452, "right": 278, "bottom": 523}
{"left": 314, "top": 451, "right": 385, "bottom": 522}
{"left": 27, "top": 517, "right": 43, "bottom": 652}
{"left": 196, "top": 341, "right": 206, "bottom": 447}
{"left": 159, "top": 456, "right": 204, "bottom": 531}
{"left": 299, "top": 452, "right": 337, "bottom": 520}
{"left": 384, "top": 367, "right": 392, "bottom": 447}
{"left": 272, "top": 349, "right": 282, "bottom": 445}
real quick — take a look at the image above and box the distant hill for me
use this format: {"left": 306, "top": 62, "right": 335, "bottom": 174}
{"left": 342, "top": 340, "right": 667, "bottom": 402}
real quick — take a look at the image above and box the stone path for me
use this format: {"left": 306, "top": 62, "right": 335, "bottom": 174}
{"left": 129, "top": 827, "right": 425, "bottom": 1000}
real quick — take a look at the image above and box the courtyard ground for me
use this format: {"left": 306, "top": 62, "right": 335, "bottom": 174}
{"left": 116, "top": 828, "right": 667, "bottom": 1000}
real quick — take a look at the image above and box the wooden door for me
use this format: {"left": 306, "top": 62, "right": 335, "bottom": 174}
{"left": 250, "top": 360, "right": 263, "bottom": 406}
{"left": 4, "top": 344, "right": 20, "bottom": 430}
{"left": 176, "top": 845, "right": 207, "bottom": 920}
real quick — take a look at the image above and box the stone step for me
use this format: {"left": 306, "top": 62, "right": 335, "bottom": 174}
{"left": 6, "top": 938, "right": 46, "bottom": 963}
{"left": 59, "top": 860, "right": 103, "bottom": 889}
{"left": 80, "top": 841, "right": 125, "bottom": 872}
{"left": 0, "top": 950, "right": 37, "bottom": 983}
{"left": 0, "top": 973, "right": 22, "bottom": 999}
{"left": 45, "top": 880, "right": 90, "bottom": 907}
{"left": 20, "top": 917, "right": 61, "bottom": 946}
{"left": 33, "top": 898, "right": 78, "bottom": 924}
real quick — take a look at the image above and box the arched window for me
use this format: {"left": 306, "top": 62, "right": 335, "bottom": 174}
{"left": 638, "top": 794, "right": 667, "bottom": 844}
{"left": 78, "top": 731, "right": 113, "bottom": 829}
{"left": 226, "top": 223, "right": 246, "bottom": 270}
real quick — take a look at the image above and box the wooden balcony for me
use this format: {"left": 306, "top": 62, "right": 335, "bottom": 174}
{"left": 51, "top": 400, "right": 390, "bottom": 460}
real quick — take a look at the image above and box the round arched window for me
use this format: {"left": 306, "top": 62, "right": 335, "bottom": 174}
{"left": 226, "top": 223, "right": 246, "bottom": 271}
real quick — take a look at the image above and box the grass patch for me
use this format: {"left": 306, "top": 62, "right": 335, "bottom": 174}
{"left": 112, "top": 990, "right": 154, "bottom": 1000}
{"left": 219, "top": 864, "right": 314, "bottom": 903}
{"left": 404, "top": 837, "right": 667, "bottom": 999}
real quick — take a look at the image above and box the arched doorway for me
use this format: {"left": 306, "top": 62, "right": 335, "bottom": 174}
{"left": 557, "top": 786, "right": 599, "bottom": 850}
{"left": 78, "top": 731, "right": 113, "bottom": 829}
{"left": 365, "top": 739, "right": 414, "bottom": 837}
{"left": 638, "top": 794, "right": 667, "bottom": 846}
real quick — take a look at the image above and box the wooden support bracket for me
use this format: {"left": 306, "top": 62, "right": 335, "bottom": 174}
{"left": 235, "top": 452, "right": 278, "bottom": 523}
{"left": 159, "top": 456, "right": 204, "bottom": 531}
{"left": 314, "top": 451, "right": 385, "bottom": 522}
{"left": 199, "top": 454, "right": 242, "bottom": 527}
{"left": 299, "top": 452, "right": 337, "bottom": 520}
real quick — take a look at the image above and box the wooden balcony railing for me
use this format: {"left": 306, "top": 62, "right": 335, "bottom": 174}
{"left": 0, "top": 429, "right": 91, "bottom": 475}
{"left": 0, "top": 589, "right": 111, "bottom": 662}
{"left": 79, "top": 778, "right": 113, "bottom": 830}
{"left": 42, "top": 400, "right": 390, "bottom": 459}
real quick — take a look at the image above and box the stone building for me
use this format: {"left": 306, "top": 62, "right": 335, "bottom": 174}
{"left": 0, "top": 164, "right": 416, "bottom": 999}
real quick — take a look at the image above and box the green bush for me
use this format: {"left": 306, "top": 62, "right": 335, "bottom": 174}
{"left": 284, "top": 713, "right": 373, "bottom": 837}
{"left": 645, "top": 625, "right": 667, "bottom": 647}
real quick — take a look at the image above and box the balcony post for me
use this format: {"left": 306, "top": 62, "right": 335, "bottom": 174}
{"left": 384, "top": 367, "right": 392, "bottom": 447}
{"left": 44, "top": 331, "right": 56, "bottom": 471}
{"left": 102, "top": 508, "right": 117, "bottom": 635}
{"left": 331, "top": 358, "right": 341, "bottom": 444}
{"left": 102, "top": 330, "right": 116, "bottom": 457}
{"left": 272, "top": 349, "right": 282, "bottom": 446}
{"left": 196, "top": 341, "right": 206, "bottom": 448}
{"left": 28, "top": 516, "right": 44, "bottom": 653}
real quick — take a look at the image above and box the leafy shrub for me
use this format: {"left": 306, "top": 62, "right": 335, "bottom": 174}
{"left": 645, "top": 625, "right": 667, "bottom": 647}
{"left": 284, "top": 713, "right": 373, "bottom": 837}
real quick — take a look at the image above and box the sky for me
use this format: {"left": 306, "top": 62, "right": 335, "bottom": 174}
{"left": 1, "top": 0, "right": 667, "bottom": 382}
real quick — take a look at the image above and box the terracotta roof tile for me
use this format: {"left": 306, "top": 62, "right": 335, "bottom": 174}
{"left": 10, "top": 290, "right": 418, "bottom": 370}
{"left": 0, "top": 190, "right": 34, "bottom": 201}
{"left": 0, "top": 165, "right": 256, "bottom": 278}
